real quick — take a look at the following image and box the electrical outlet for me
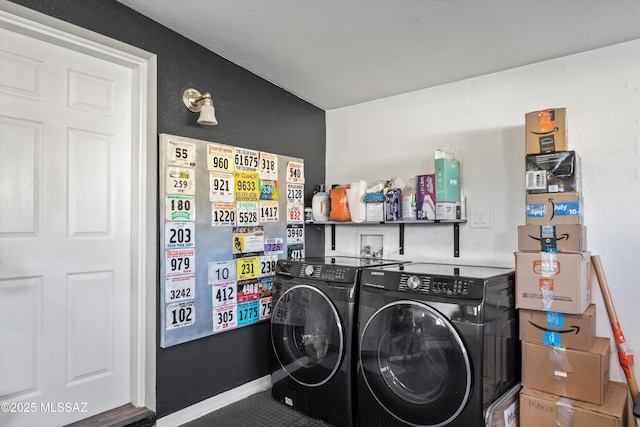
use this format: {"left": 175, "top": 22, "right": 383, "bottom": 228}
{"left": 470, "top": 208, "right": 491, "bottom": 228}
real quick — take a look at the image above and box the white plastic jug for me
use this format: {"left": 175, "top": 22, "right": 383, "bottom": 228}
{"left": 312, "top": 190, "right": 330, "bottom": 222}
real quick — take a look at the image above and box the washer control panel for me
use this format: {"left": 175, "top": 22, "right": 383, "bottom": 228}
{"left": 276, "top": 260, "right": 358, "bottom": 283}
{"left": 299, "top": 263, "right": 357, "bottom": 282}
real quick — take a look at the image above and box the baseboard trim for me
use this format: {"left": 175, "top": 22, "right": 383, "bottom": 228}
{"left": 155, "top": 375, "right": 271, "bottom": 427}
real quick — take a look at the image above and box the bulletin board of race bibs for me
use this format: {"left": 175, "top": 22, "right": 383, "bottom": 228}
{"left": 159, "top": 134, "right": 305, "bottom": 347}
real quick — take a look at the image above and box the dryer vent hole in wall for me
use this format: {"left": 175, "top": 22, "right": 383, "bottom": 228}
{"left": 360, "top": 234, "right": 384, "bottom": 258}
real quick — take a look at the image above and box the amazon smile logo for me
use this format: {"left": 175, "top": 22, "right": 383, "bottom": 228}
{"left": 527, "top": 233, "right": 570, "bottom": 242}
{"left": 528, "top": 321, "right": 580, "bottom": 335}
{"left": 529, "top": 127, "right": 559, "bottom": 135}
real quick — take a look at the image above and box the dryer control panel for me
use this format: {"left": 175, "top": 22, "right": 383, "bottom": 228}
{"left": 399, "top": 274, "right": 481, "bottom": 297}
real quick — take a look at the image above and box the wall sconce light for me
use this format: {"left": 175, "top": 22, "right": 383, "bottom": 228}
{"left": 183, "top": 88, "right": 218, "bottom": 125}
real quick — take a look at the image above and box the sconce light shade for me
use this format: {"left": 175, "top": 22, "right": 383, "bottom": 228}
{"left": 183, "top": 88, "right": 218, "bottom": 125}
{"left": 197, "top": 102, "right": 217, "bottom": 125}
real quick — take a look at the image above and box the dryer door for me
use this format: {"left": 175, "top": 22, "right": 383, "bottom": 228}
{"left": 271, "top": 284, "right": 344, "bottom": 386}
{"left": 359, "top": 300, "right": 471, "bottom": 426}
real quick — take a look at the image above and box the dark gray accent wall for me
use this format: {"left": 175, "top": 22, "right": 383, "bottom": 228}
{"left": 9, "top": 0, "right": 326, "bottom": 417}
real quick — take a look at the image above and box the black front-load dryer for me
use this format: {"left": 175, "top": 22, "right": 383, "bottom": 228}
{"left": 357, "top": 262, "right": 518, "bottom": 427}
{"left": 270, "top": 256, "right": 404, "bottom": 427}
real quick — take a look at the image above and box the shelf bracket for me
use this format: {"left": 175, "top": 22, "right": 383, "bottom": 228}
{"left": 331, "top": 224, "right": 336, "bottom": 251}
{"left": 454, "top": 222, "right": 460, "bottom": 257}
{"left": 399, "top": 223, "right": 405, "bottom": 255}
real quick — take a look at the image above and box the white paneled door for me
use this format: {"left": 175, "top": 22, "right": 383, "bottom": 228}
{"left": 0, "top": 26, "right": 133, "bottom": 426}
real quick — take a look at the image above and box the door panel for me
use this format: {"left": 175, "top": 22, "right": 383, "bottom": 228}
{"left": 0, "top": 26, "right": 133, "bottom": 426}
{"left": 271, "top": 284, "right": 344, "bottom": 386}
{"left": 359, "top": 301, "right": 471, "bottom": 426}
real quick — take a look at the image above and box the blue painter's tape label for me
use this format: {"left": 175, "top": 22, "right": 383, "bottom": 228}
{"left": 546, "top": 311, "right": 564, "bottom": 328}
{"left": 526, "top": 204, "right": 545, "bottom": 217}
{"left": 553, "top": 201, "right": 581, "bottom": 217}
{"left": 543, "top": 331, "right": 561, "bottom": 346}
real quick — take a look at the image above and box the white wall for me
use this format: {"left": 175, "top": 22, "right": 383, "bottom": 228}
{"left": 325, "top": 39, "right": 640, "bottom": 386}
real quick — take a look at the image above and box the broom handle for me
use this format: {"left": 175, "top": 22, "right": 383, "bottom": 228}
{"left": 592, "top": 255, "right": 639, "bottom": 399}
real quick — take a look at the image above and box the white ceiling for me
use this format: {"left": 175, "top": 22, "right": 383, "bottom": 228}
{"left": 117, "top": 0, "right": 640, "bottom": 110}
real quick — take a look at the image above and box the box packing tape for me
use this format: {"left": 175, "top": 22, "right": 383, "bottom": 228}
{"left": 550, "top": 347, "right": 572, "bottom": 397}
{"left": 540, "top": 252, "right": 557, "bottom": 311}
{"left": 555, "top": 398, "right": 576, "bottom": 426}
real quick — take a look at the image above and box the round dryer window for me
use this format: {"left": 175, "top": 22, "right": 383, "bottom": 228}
{"left": 271, "top": 284, "right": 344, "bottom": 387}
{"left": 359, "top": 301, "right": 471, "bottom": 426}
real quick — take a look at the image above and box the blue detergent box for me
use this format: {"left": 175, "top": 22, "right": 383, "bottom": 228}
{"left": 519, "top": 304, "right": 595, "bottom": 351}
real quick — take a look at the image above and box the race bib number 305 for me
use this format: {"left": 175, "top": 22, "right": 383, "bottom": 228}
{"left": 214, "top": 305, "right": 237, "bottom": 332}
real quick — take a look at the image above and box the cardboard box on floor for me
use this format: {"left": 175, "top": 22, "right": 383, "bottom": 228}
{"left": 519, "top": 304, "right": 595, "bottom": 351}
{"left": 525, "top": 108, "right": 568, "bottom": 155}
{"left": 518, "top": 224, "right": 587, "bottom": 252}
{"left": 515, "top": 251, "right": 591, "bottom": 314}
{"left": 521, "top": 337, "right": 610, "bottom": 405}
{"left": 519, "top": 381, "right": 634, "bottom": 427}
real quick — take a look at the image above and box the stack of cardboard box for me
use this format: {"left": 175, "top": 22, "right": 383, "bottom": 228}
{"left": 515, "top": 108, "right": 633, "bottom": 426}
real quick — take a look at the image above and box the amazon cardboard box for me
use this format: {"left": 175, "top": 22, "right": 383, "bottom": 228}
{"left": 525, "top": 150, "right": 581, "bottom": 194}
{"left": 525, "top": 108, "right": 568, "bottom": 154}
{"left": 519, "top": 304, "right": 595, "bottom": 351}
{"left": 519, "top": 381, "right": 633, "bottom": 427}
{"left": 515, "top": 251, "right": 591, "bottom": 314}
{"left": 518, "top": 224, "right": 587, "bottom": 252}
{"left": 521, "top": 337, "right": 610, "bottom": 405}
{"left": 525, "top": 192, "right": 583, "bottom": 226}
